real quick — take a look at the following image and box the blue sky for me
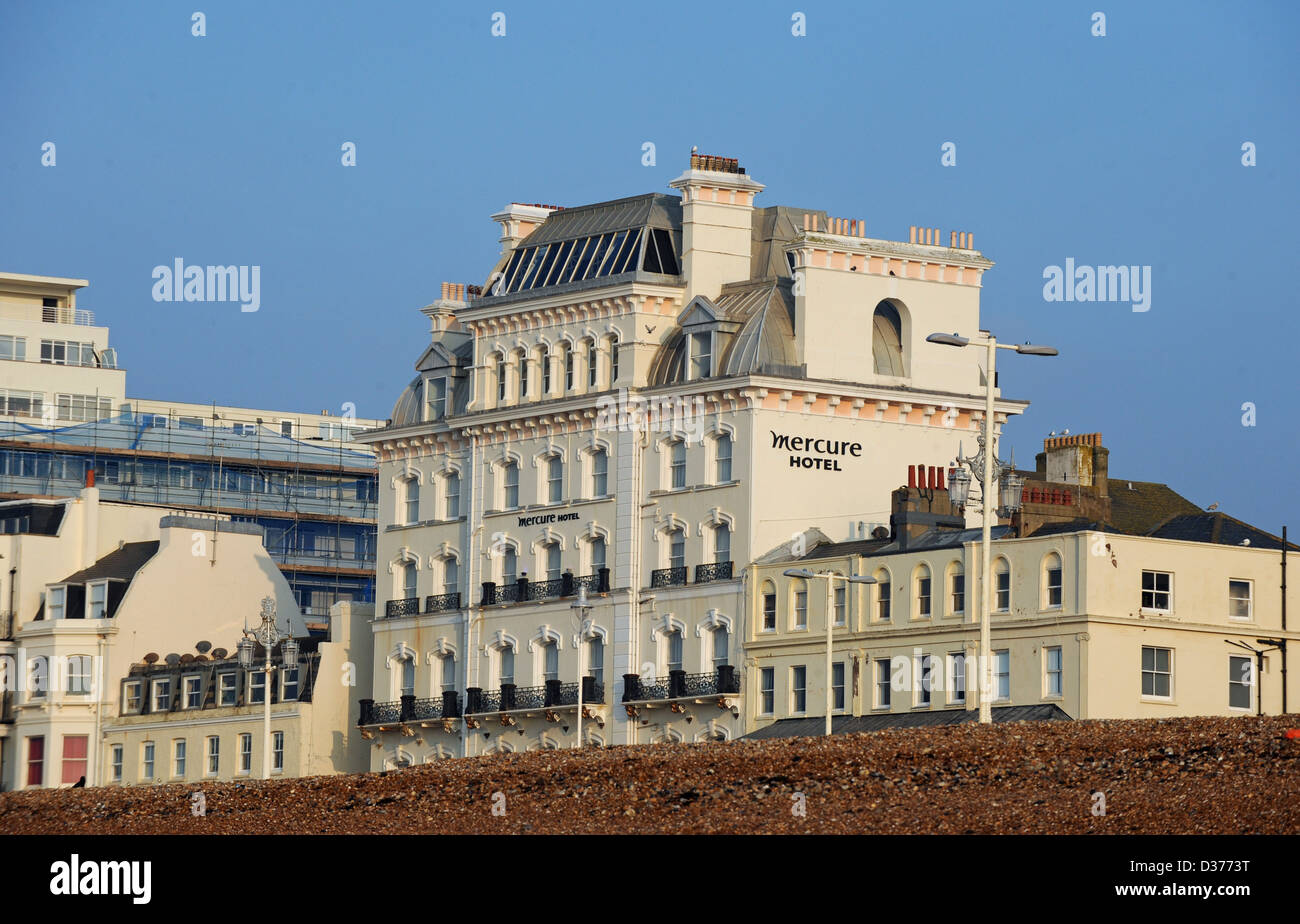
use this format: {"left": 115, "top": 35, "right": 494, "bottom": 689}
{"left": 2, "top": 1, "right": 1297, "bottom": 530}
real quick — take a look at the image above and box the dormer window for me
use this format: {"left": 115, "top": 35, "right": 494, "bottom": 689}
{"left": 47, "top": 586, "right": 66, "bottom": 620}
{"left": 689, "top": 331, "right": 714, "bottom": 380}
{"left": 425, "top": 377, "right": 446, "bottom": 420}
{"left": 88, "top": 581, "right": 108, "bottom": 619}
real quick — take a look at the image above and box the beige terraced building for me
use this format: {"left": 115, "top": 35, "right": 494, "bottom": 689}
{"left": 355, "top": 152, "right": 1030, "bottom": 765}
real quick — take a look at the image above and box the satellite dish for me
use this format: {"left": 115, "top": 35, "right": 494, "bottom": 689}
{"left": 180, "top": 653, "right": 194, "bottom": 663}
{"left": 143, "top": 652, "right": 159, "bottom": 664}
{"left": 212, "top": 648, "right": 228, "bottom": 660}
{"left": 195, "top": 640, "right": 212, "bottom": 654}
{"left": 164, "top": 653, "right": 181, "bottom": 666}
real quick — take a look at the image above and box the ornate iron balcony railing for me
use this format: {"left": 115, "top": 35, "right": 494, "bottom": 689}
{"left": 683, "top": 669, "right": 741, "bottom": 696}
{"left": 385, "top": 597, "right": 420, "bottom": 618}
{"left": 650, "top": 566, "right": 687, "bottom": 588}
{"left": 370, "top": 700, "right": 401, "bottom": 724}
{"left": 409, "top": 697, "right": 444, "bottom": 720}
{"left": 496, "top": 583, "right": 523, "bottom": 604}
{"left": 424, "top": 592, "right": 461, "bottom": 614}
{"left": 694, "top": 561, "right": 734, "bottom": 584}
{"left": 623, "top": 666, "right": 739, "bottom": 701}
{"left": 528, "top": 578, "right": 566, "bottom": 601}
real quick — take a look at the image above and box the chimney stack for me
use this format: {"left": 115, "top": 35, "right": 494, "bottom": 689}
{"left": 669, "top": 153, "right": 765, "bottom": 302}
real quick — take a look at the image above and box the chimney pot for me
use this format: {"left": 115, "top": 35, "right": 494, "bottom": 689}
{"left": 908, "top": 465, "right": 916, "bottom": 489}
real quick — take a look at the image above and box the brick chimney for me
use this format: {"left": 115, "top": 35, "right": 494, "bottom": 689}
{"left": 1035, "top": 432, "right": 1109, "bottom": 497}
{"left": 890, "top": 464, "right": 965, "bottom": 548}
{"left": 668, "top": 154, "right": 765, "bottom": 302}
{"left": 490, "top": 203, "right": 561, "bottom": 256}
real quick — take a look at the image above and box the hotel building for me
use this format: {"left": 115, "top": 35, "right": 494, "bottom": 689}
{"left": 357, "top": 153, "right": 1027, "bottom": 765}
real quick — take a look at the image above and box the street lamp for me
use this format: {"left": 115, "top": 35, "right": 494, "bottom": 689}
{"left": 783, "top": 568, "right": 876, "bottom": 736}
{"left": 238, "top": 596, "right": 295, "bottom": 779}
{"left": 570, "top": 584, "right": 593, "bottom": 749}
{"left": 926, "top": 330, "right": 1057, "bottom": 724}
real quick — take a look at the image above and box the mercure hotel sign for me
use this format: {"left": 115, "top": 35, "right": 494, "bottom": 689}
{"left": 771, "top": 430, "right": 862, "bottom": 472}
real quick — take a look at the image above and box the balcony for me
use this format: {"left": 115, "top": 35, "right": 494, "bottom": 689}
{"left": 650, "top": 566, "right": 687, "bottom": 588}
{"left": 694, "top": 561, "right": 734, "bottom": 584}
{"left": 358, "top": 691, "right": 460, "bottom": 726}
{"left": 481, "top": 569, "right": 611, "bottom": 606}
{"left": 622, "top": 665, "right": 740, "bottom": 702}
{"left": 424, "top": 592, "right": 461, "bottom": 614}
{"left": 465, "top": 677, "right": 605, "bottom": 715}
{"left": 385, "top": 597, "right": 420, "bottom": 618}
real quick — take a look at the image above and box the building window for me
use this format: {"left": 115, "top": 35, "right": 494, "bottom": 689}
{"left": 547, "top": 454, "right": 564, "bottom": 503}
{"left": 173, "top": 739, "right": 187, "bottom": 778}
{"left": 60, "top": 735, "right": 88, "bottom": 785}
{"left": 712, "top": 625, "right": 729, "bottom": 670}
{"left": 503, "top": 461, "right": 519, "bottom": 509}
{"left": 587, "top": 636, "right": 604, "bottom": 686}
{"left": 402, "top": 561, "right": 417, "bottom": 601}
{"left": 762, "top": 584, "right": 777, "bottom": 631}
{"left": 666, "top": 630, "right": 683, "bottom": 674}
{"left": 184, "top": 675, "right": 201, "bottom": 708}
{"left": 564, "top": 343, "right": 575, "bottom": 391}
{"left": 26, "top": 736, "right": 46, "bottom": 786}
{"left": 494, "top": 353, "right": 506, "bottom": 403}
{"left": 608, "top": 333, "right": 620, "bottom": 383}
{"left": 1141, "top": 571, "right": 1172, "bottom": 613}
{"left": 875, "top": 659, "right": 891, "bottom": 708}
{"left": 444, "top": 472, "right": 460, "bottom": 519}
{"left": 400, "top": 657, "right": 415, "bottom": 698}
{"left": 1141, "top": 646, "right": 1172, "bottom": 698}
{"left": 88, "top": 581, "right": 108, "bottom": 619}
{"left": 669, "top": 528, "right": 685, "bottom": 571}
{"left": 760, "top": 667, "right": 775, "bottom": 715}
{"left": 238, "top": 734, "right": 252, "bottom": 774}
{"left": 540, "top": 345, "right": 552, "bottom": 395}
{"left": 918, "top": 655, "right": 933, "bottom": 706}
{"left": 502, "top": 546, "right": 517, "bottom": 585}
{"left": 994, "top": 649, "right": 1010, "bottom": 701}
{"left": 141, "top": 741, "right": 155, "bottom": 780}
{"left": 1228, "top": 580, "right": 1252, "bottom": 620}
{"left": 689, "top": 330, "right": 713, "bottom": 379}
{"left": 444, "top": 556, "right": 459, "bottom": 595}
{"left": 272, "top": 731, "right": 284, "bottom": 773}
{"left": 950, "top": 653, "right": 966, "bottom": 704}
{"left": 56, "top": 393, "right": 111, "bottom": 423}
{"left": 280, "top": 420, "right": 294, "bottom": 438}
{"left": 283, "top": 664, "right": 300, "bottom": 701}
{"left": 542, "top": 639, "right": 559, "bottom": 682}
{"left": 1229, "top": 655, "right": 1253, "bottom": 710}
{"left": 792, "top": 580, "right": 808, "bottom": 629}
{"left": 48, "top": 586, "right": 66, "bottom": 620}
{"left": 832, "top": 662, "right": 846, "bottom": 711}
{"left": 403, "top": 475, "right": 419, "bottom": 525}
{"left": 1045, "top": 646, "right": 1063, "bottom": 697}
{"left": 0, "top": 334, "right": 26, "bottom": 361}
{"left": 586, "top": 339, "right": 598, "bottom": 388}
{"left": 111, "top": 744, "right": 123, "bottom": 782}
{"left": 152, "top": 678, "right": 171, "bottom": 712}
{"left": 669, "top": 440, "right": 686, "bottom": 489}
{"left": 715, "top": 433, "right": 732, "bottom": 482}
{"left": 426, "top": 377, "right": 447, "bottom": 420}
{"left": 1044, "top": 553, "right": 1063, "bottom": 608}
{"left": 124, "top": 681, "right": 142, "bottom": 713}
{"left": 441, "top": 653, "right": 456, "bottom": 692}
{"left": 66, "top": 655, "right": 92, "bottom": 694}
{"left": 206, "top": 736, "right": 220, "bottom": 776}
{"left": 591, "top": 449, "right": 608, "bottom": 496}
{"left": 994, "top": 559, "right": 1011, "bottom": 612}
{"left": 250, "top": 670, "right": 267, "bottom": 705}
{"left": 875, "top": 571, "right": 891, "bottom": 621}
{"left": 41, "top": 339, "right": 95, "bottom": 367}
{"left": 589, "top": 536, "right": 606, "bottom": 576}
{"left": 218, "top": 672, "right": 236, "bottom": 706}
{"left": 833, "top": 583, "right": 846, "bottom": 627}
{"left": 791, "top": 665, "right": 807, "bottom": 713}
{"left": 714, "top": 524, "right": 731, "bottom": 565}
{"left": 544, "top": 542, "right": 561, "bottom": 582}
{"left": 950, "top": 566, "right": 965, "bottom": 615}
{"left": 517, "top": 349, "right": 529, "bottom": 399}
{"left": 915, "top": 565, "right": 932, "bottom": 619}
{"left": 498, "top": 645, "right": 515, "bottom": 686}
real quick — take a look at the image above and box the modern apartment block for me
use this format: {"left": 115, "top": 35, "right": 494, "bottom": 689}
{"left": 0, "top": 271, "right": 385, "bottom": 621}
{"left": 356, "top": 153, "right": 1026, "bottom": 765}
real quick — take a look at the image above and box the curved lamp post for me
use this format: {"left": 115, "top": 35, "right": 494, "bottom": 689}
{"left": 238, "top": 596, "right": 297, "bottom": 779}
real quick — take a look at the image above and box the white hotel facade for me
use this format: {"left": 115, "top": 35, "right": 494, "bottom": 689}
{"left": 357, "top": 154, "right": 1024, "bottom": 765}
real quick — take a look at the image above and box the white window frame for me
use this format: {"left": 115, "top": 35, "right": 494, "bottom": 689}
{"left": 917, "top": 654, "right": 933, "bottom": 707}
{"left": 173, "top": 739, "right": 187, "bottom": 778}
{"left": 759, "top": 667, "right": 775, "bottom": 715}
{"left": 272, "top": 730, "right": 284, "bottom": 773}
{"left": 1228, "top": 579, "right": 1253, "bottom": 621}
{"left": 183, "top": 674, "right": 202, "bottom": 709}
{"left": 948, "top": 652, "right": 966, "bottom": 704}
{"left": 218, "top": 672, "right": 237, "bottom": 706}
{"left": 141, "top": 741, "right": 155, "bottom": 780}
{"left": 1140, "top": 570, "right": 1173, "bottom": 615}
{"left": 714, "top": 432, "right": 732, "bottom": 483}
{"left": 152, "top": 678, "right": 171, "bottom": 712}
{"left": 874, "top": 658, "right": 891, "bottom": 709}
{"left": 47, "top": 585, "right": 66, "bottom": 621}
{"left": 238, "top": 733, "right": 252, "bottom": 774}
{"left": 206, "top": 736, "right": 220, "bottom": 776}
{"left": 994, "top": 649, "right": 1010, "bottom": 702}
{"left": 88, "top": 580, "right": 108, "bottom": 619}
{"left": 1228, "top": 655, "right": 1254, "bottom": 711}
{"left": 1044, "top": 646, "right": 1063, "bottom": 698}
{"left": 1141, "top": 645, "right": 1173, "bottom": 700}
{"left": 1043, "top": 554, "right": 1063, "bottom": 610}
{"left": 791, "top": 664, "right": 807, "bottom": 714}
{"left": 66, "top": 655, "right": 92, "bottom": 695}
{"left": 689, "top": 330, "right": 714, "bottom": 380}
{"left": 831, "top": 661, "right": 846, "bottom": 712}
{"left": 110, "top": 744, "right": 123, "bottom": 782}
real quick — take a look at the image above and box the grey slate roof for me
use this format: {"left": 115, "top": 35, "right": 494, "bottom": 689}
{"left": 799, "top": 525, "right": 1014, "bottom": 561}
{"left": 523, "top": 193, "right": 681, "bottom": 245}
{"left": 1144, "top": 512, "right": 1299, "bottom": 550}
{"left": 58, "top": 541, "right": 160, "bottom": 584}
{"left": 743, "top": 704, "right": 1073, "bottom": 739}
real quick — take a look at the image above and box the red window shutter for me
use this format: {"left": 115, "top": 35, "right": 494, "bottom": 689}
{"left": 61, "top": 734, "right": 88, "bottom": 784}
{"left": 27, "top": 736, "right": 44, "bottom": 786}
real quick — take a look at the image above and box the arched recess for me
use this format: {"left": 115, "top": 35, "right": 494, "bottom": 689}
{"left": 872, "top": 299, "right": 907, "bottom": 376}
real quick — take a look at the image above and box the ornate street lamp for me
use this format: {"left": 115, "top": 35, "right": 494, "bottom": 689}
{"left": 240, "top": 596, "right": 295, "bottom": 779}
{"left": 783, "top": 568, "right": 875, "bottom": 737}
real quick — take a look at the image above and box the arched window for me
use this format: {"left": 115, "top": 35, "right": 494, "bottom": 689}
{"left": 994, "top": 558, "right": 1011, "bottom": 612}
{"left": 542, "top": 639, "right": 559, "bottom": 682}
{"left": 791, "top": 578, "right": 808, "bottom": 629}
{"left": 502, "top": 546, "right": 518, "bottom": 586}
{"left": 587, "top": 635, "right": 604, "bottom": 685}
{"left": 715, "top": 433, "right": 732, "bottom": 483}
{"left": 443, "top": 555, "right": 458, "bottom": 595}
{"left": 589, "top": 536, "right": 606, "bottom": 575}
{"left": 586, "top": 338, "right": 598, "bottom": 389}
{"left": 669, "top": 439, "right": 686, "bottom": 489}
{"left": 915, "top": 564, "right": 932, "bottom": 618}
{"left": 666, "top": 629, "right": 683, "bottom": 674}
{"left": 502, "top": 461, "right": 519, "bottom": 509}
{"left": 590, "top": 448, "right": 608, "bottom": 496}
{"left": 440, "top": 653, "right": 456, "bottom": 692}
{"left": 539, "top": 344, "right": 552, "bottom": 395}
{"left": 564, "top": 343, "right": 575, "bottom": 391}
{"left": 544, "top": 541, "right": 561, "bottom": 581}
{"left": 872, "top": 301, "right": 904, "bottom": 376}
{"left": 874, "top": 568, "right": 892, "bottom": 621}
{"left": 668, "top": 528, "right": 686, "bottom": 571}
{"left": 517, "top": 348, "right": 529, "bottom": 400}
{"left": 948, "top": 561, "right": 965, "bottom": 616}
{"left": 547, "top": 454, "right": 564, "bottom": 503}
{"left": 402, "top": 561, "right": 417, "bottom": 601}
{"left": 492, "top": 352, "right": 506, "bottom": 403}
{"left": 608, "top": 333, "right": 620, "bottom": 383}
{"left": 712, "top": 625, "right": 729, "bottom": 670}
{"left": 402, "top": 475, "right": 419, "bottom": 525}
{"left": 443, "top": 471, "right": 460, "bottom": 519}
{"left": 761, "top": 580, "right": 777, "bottom": 631}
{"left": 1043, "top": 553, "right": 1063, "bottom": 609}
{"left": 714, "top": 523, "right": 731, "bottom": 564}
{"left": 498, "top": 645, "right": 515, "bottom": 686}
{"left": 399, "top": 656, "right": 415, "bottom": 698}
